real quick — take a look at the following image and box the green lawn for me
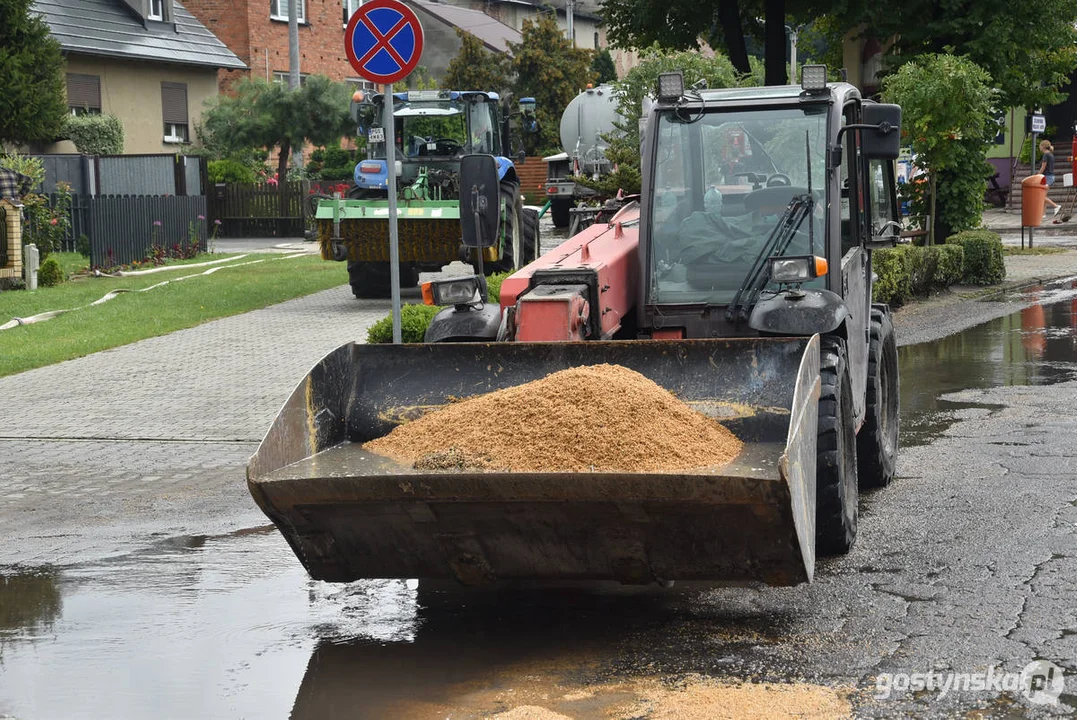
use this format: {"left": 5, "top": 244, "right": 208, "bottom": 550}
{"left": 0, "top": 251, "right": 347, "bottom": 377}
{"left": 1002, "top": 246, "right": 1067, "bottom": 256}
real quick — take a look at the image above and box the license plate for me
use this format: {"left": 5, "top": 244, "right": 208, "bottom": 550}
{"left": 368, "top": 127, "right": 385, "bottom": 143}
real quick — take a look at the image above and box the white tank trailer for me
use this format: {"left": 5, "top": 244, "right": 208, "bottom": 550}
{"left": 543, "top": 85, "right": 621, "bottom": 228}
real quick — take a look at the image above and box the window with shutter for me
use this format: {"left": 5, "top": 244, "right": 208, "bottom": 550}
{"left": 67, "top": 74, "right": 101, "bottom": 116}
{"left": 161, "top": 82, "right": 189, "bottom": 143}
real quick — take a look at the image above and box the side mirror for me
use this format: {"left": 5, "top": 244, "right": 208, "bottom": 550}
{"left": 351, "top": 101, "right": 377, "bottom": 135}
{"left": 862, "top": 103, "right": 902, "bottom": 159}
{"left": 459, "top": 154, "right": 500, "bottom": 248}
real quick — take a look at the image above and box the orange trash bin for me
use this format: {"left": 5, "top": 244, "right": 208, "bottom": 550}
{"left": 1022, "top": 174, "right": 1048, "bottom": 227}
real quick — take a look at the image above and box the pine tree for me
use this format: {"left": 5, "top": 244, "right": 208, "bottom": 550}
{"left": 0, "top": 0, "right": 67, "bottom": 147}
{"left": 591, "top": 49, "right": 618, "bottom": 84}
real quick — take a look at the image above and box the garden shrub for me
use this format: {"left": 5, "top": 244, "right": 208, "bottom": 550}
{"left": 872, "top": 247, "right": 914, "bottom": 306}
{"left": 208, "top": 159, "right": 258, "bottom": 184}
{"left": 63, "top": 114, "right": 124, "bottom": 155}
{"left": 37, "top": 256, "right": 65, "bottom": 287}
{"left": 367, "top": 304, "right": 443, "bottom": 343}
{"left": 936, "top": 244, "right": 965, "bottom": 286}
{"left": 366, "top": 274, "right": 510, "bottom": 343}
{"left": 947, "top": 229, "right": 1005, "bottom": 284}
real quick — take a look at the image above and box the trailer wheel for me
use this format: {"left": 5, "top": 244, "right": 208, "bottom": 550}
{"left": 550, "top": 197, "right": 572, "bottom": 228}
{"left": 857, "top": 308, "right": 899, "bottom": 488}
{"left": 816, "top": 335, "right": 859, "bottom": 556}
{"left": 348, "top": 262, "right": 418, "bottom": 299}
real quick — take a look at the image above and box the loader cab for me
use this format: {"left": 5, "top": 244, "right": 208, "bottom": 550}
{"left": 638, "top": 77, "right": 901, "bottom": 344}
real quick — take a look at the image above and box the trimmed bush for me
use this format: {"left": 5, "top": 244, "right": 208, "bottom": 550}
{"left": 947, "top": 229, "right": 1005, "bottom": 285}
{"left": 872, "top": 243, "right": 967, "bottom": 306}
{"left": 872, "top": 247, "right": 914, "bottom": 306}
{"left": 367, "top": 304, "right": 443, "bottom": 343}
{"left": 63, "top": 114, "right": 124, "bottom": 155}
{"left": 208, "top": 159, "right": 258, "bottom": 184}
{"left": 366, "top": 274, "right": 511, "bottom": 343}
{"left": 936, "top": 244, "right": 964, "bottom": 287}
{"left": 37, "top": 255, "right": 65, "bottom": 287}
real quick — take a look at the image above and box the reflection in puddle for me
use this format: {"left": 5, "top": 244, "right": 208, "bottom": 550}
{"left": 899, "top": 285, "right": 1077, "bottom": 446}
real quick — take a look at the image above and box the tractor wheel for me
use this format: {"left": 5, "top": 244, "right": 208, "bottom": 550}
{"left": 816, "top": 334, "right": 859, "bottom": 556}
{"left": 857, "top": 308, "right": 899, "bottom": 488}
{"left": 494, "top": 181, "right": 524, "bottom": 272}
{"left": 550, "top": 197, "right": 572, "bottom": 228}
{"left": 348, "top": 262, "right": 418, "bottom": 299}
{"left": 521, "top": 207, "right": 540, "bottom": 264}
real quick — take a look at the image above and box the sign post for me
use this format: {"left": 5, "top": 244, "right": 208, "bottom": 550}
{"left": 344, "top": 0, "right": 425, "bottom": 343}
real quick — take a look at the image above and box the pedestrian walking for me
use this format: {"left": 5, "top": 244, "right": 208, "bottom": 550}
{"left": 1038, "top": 140, "right": 1061, "bottom": 218}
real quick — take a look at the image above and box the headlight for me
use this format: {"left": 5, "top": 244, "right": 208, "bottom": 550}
{"left": 656, "top": 72, "right": 684, "bottom": 103}
{"left": 422, "top": 276, "right": 482, "bottom": 306}
{"left": 770, "top": 256, "right": 828, "bottom": 284}
{"left": 800, "top": 64, "right": 828, "bottom": 92}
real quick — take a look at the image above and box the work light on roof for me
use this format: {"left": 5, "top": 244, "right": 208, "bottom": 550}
{"left": 801, "top": 65, "right": 828, "bottom": 92}
{"left": 657, "top": 72, "right": 684, "bottom": 103}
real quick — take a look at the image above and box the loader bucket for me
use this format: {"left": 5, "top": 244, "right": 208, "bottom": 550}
{"left": 316, "top": 199, "right": 462, "bottom": 264}
{"left": 247, "top": 337, "right": 821, "bottom": 587}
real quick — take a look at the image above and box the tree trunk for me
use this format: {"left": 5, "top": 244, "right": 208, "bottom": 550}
{"left": 764, "top": 0, "right": 787, "bottom": 85}
{"left": 277, "top": 138, "right": 291, "bottom": 185}
{"left": 928, "top": 172, "right": 937, "bottom": 246}
{"left": 717, "top": 0, "right": 751, "bottom": 76}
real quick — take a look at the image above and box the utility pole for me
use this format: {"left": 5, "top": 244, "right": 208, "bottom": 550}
{"left": 565, "top": 0, "right": 574, "bottom": 46}
{"left": 288, "top": 0, "right": 302, "bottom": 166}
{"left": 785, "top": 24, "right": 800, "bottom": 83}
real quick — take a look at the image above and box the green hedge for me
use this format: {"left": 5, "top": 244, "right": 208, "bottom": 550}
{"left": 208, "top": 159, "right": 258, "bottom": 184}
{"left": 947, "top": 229, "right": 1005, "bottom": 285}
{"left": 366, "top": 304, "right": 443, "bottom": 343}
{"left": 63, "top": 114, "right": 124, "bottom": 155}
{"left": 366, "top": 271, "right": 512, "bottom": 344}
{"left": 872, "top": 244, "right": 967, "bottom": 306}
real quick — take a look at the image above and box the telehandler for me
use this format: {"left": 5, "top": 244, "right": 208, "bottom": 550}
{"left": 248, "top": 67, "right": 901, "bottom": 587}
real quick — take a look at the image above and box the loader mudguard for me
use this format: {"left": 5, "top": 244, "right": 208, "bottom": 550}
{"left": 424, "top": 304, "right": 502, "bottom": 343}
{"left": 749, "top": 289, "right": 850, "bottom": 337}
{"left": 496, "top": 157, "right": 516, "bottom": 183}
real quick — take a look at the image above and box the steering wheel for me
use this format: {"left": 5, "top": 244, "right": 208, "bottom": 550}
{"left": 431, "top": 138, "right": 463, "bottom": 154}
{"left": 766, "top": 173, "right": 792, "bottom": 187}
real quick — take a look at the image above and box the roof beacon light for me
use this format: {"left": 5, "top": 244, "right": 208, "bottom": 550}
{"left": 801, "top": 65, "right": 828, "bottom": 93}
{"left": 657, "top": 72, "right": 684, "bottom": 103}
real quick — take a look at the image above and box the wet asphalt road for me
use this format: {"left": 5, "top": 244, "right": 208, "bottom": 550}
{"left": 2, "top": 228, "right": 1077, "bottom": 717}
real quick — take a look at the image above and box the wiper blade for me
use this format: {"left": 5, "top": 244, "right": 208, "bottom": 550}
{"left": 725, "top": 194, "right": 814, "bottom": 325}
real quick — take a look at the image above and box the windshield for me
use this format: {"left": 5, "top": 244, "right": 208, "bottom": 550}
{"left": 648, "top": 105, "right": 828, "bottom": 305}
{"left": 393, "top": 101, "right": 467, "bottom": 158}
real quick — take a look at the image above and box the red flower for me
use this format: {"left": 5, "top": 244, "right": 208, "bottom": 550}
{"left": 50, "top": 218, "right": 58, "bottom": 225}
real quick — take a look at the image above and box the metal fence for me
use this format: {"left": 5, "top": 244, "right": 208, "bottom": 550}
{"left": 87, "top": 195, "right": 207, "bottom": 267}
{"left": 31, "top": 154, "right": 207, "bottom": 197}
{"left": 210, "top": 182, "right": 306, "bottom": 238}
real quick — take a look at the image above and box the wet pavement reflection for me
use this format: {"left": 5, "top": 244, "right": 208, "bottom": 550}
{"left": 4, "top": 277, "right": 1077, "bottom": 719}
{"left": 899, "top": 280, "right": 1077, "bottom": 446}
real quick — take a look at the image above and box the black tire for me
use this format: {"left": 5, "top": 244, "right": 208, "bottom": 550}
{"left": 816, "top": 335, "right": 859, "bottom": 556}
{"left": 550, "top": 197, "right": 572, "bottom": 228}
{"left": 521, "top": 207, "right": 539, "bottom": 265}
{"left": 494, "top": 180, "right": 523, "bottom": 272}
{"left": 857, "top": 308, "right": 899, "bottom": 488}
{"left": 348, "top": 261, "right": 418, "bottom": 299}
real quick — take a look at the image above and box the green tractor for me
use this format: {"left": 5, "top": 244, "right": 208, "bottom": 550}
{"left": 316, "top": 90, "right": 540, "bottom": 299}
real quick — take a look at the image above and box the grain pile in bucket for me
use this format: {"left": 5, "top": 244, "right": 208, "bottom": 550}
{"left": 364, "top": 363, "right": 742, "bottom": 472}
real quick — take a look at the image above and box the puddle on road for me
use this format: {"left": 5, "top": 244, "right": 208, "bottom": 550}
{"left": 899, "top": 280, "right": 1077, "bottom": 446}
{"left": 0, "top": 527, "right": 824, "bottom": 719}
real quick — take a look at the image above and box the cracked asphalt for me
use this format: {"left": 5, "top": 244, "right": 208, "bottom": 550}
{"left": 2, "top": 246, "right": 1077, "bottom": 718}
